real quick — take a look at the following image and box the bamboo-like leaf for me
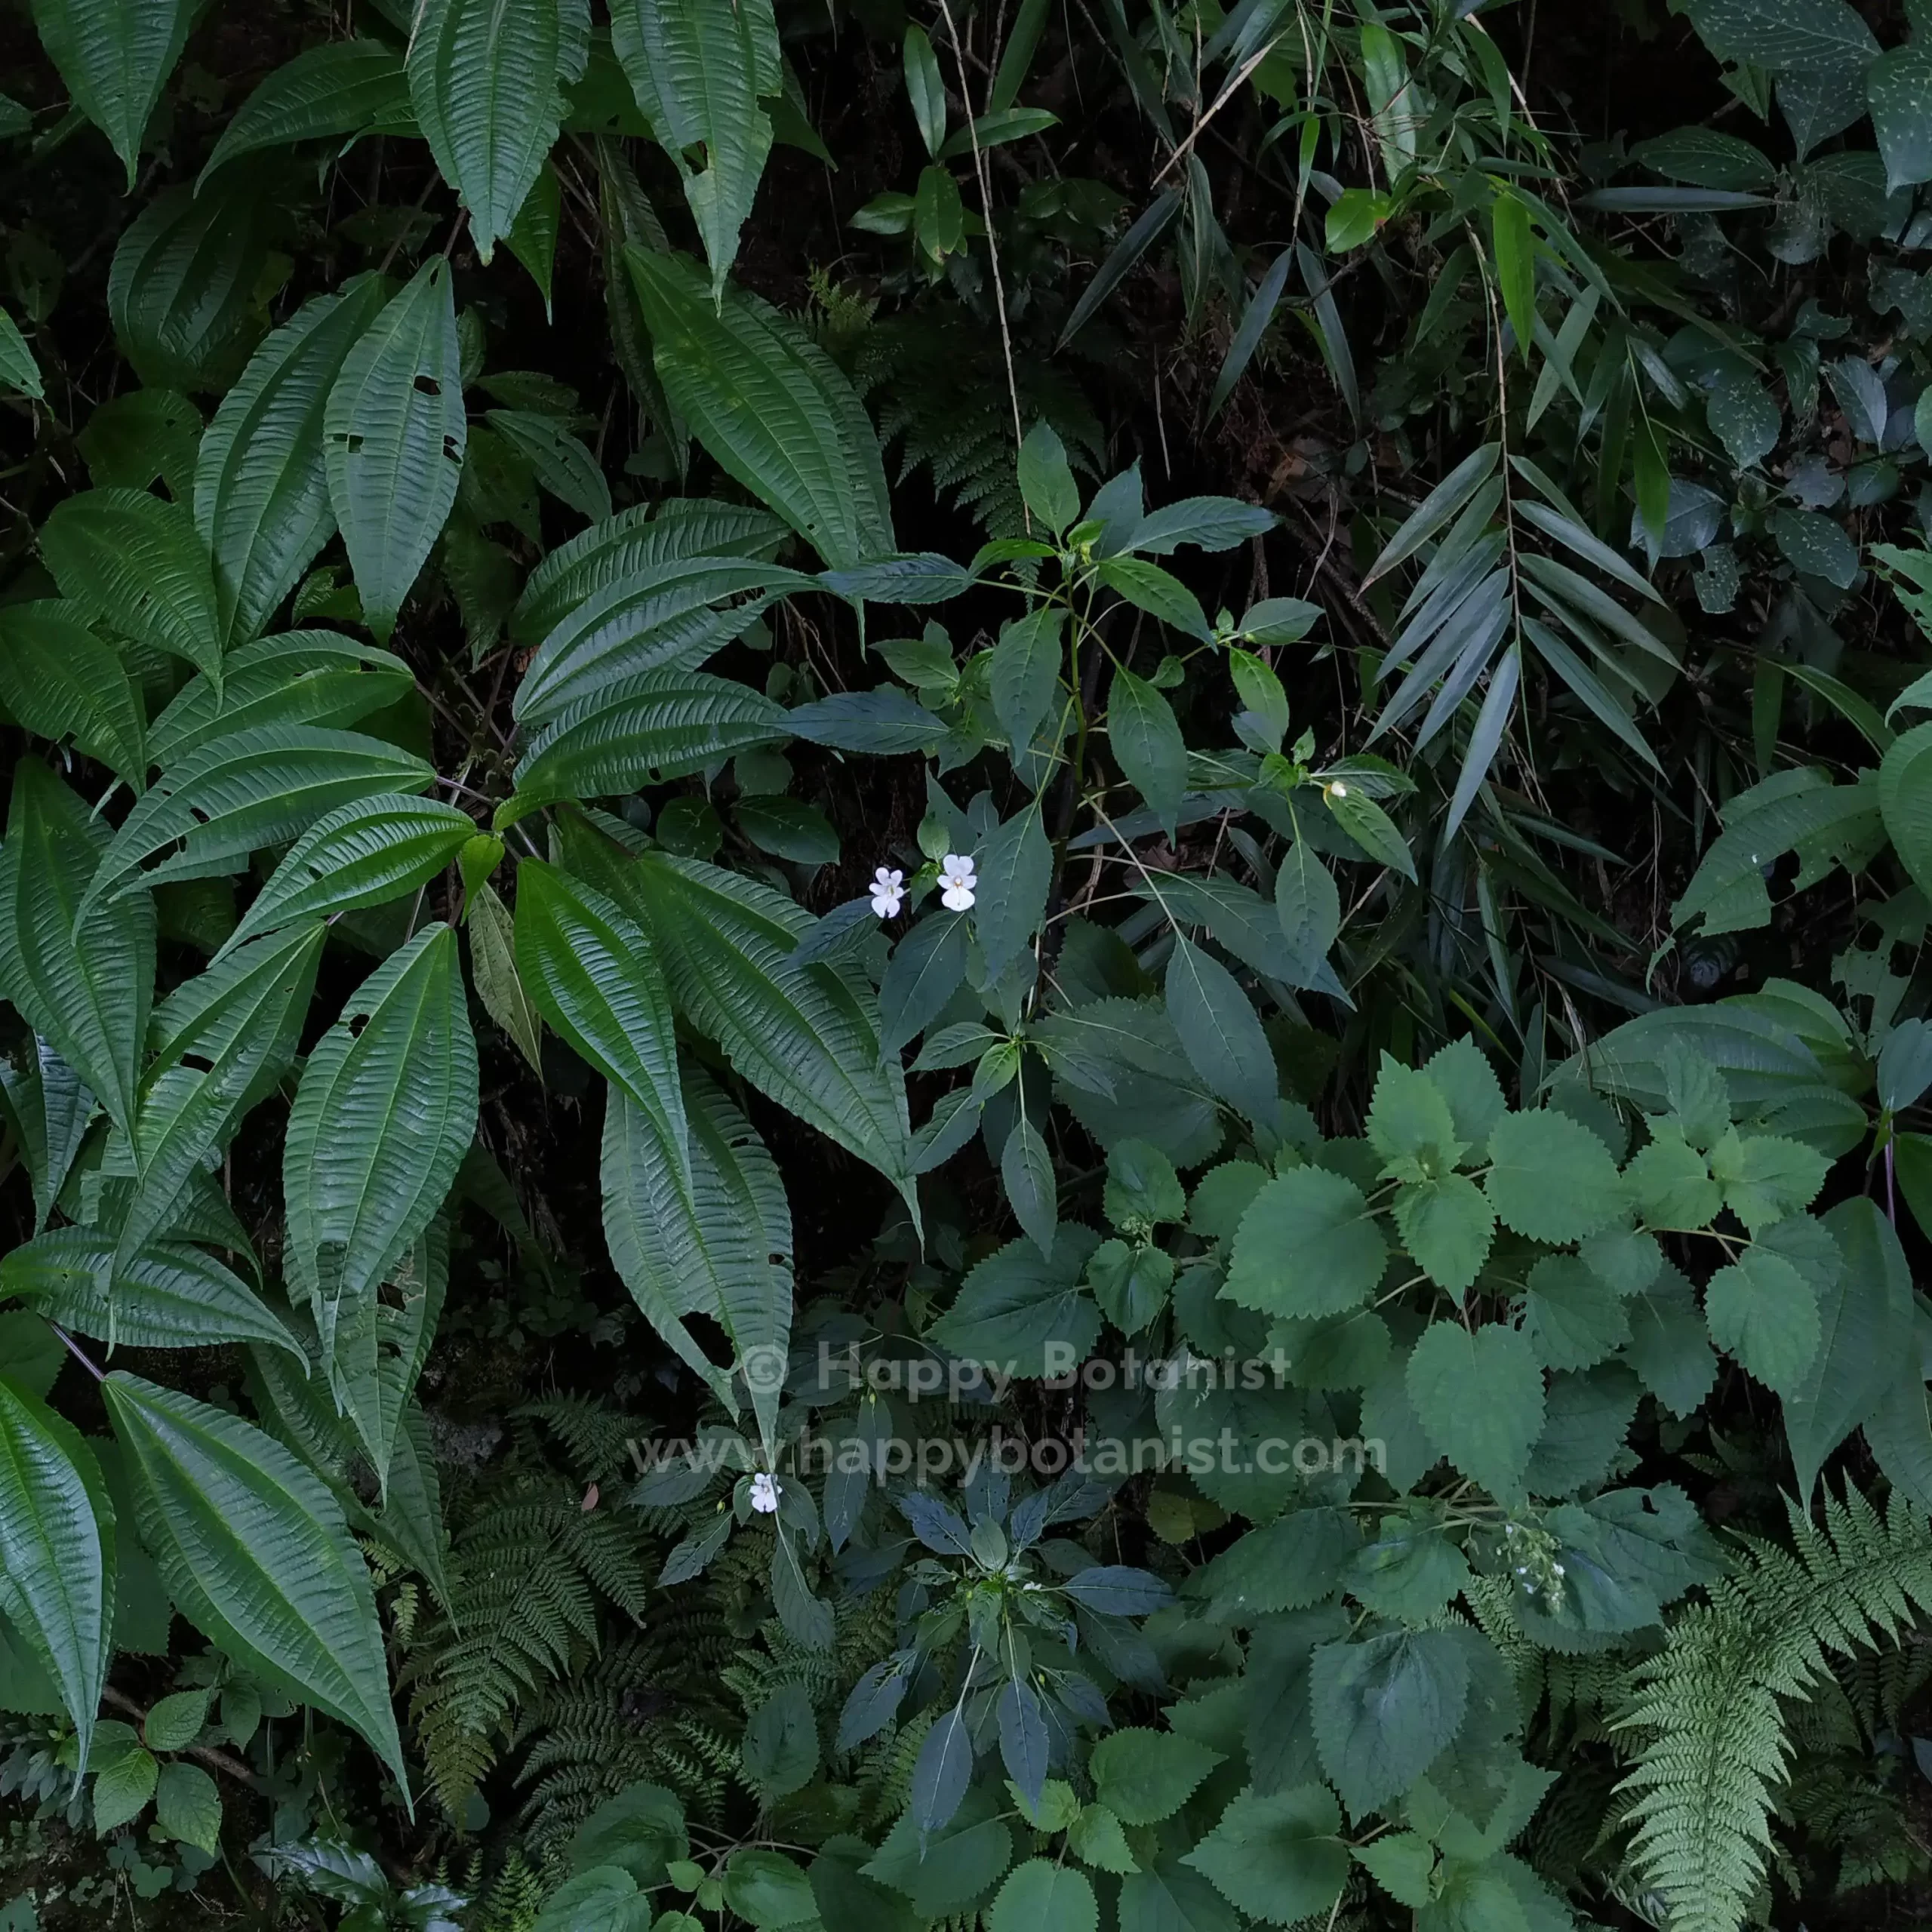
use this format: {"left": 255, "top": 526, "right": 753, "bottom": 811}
{"left": 612, "top": 0, "right": 780, "bottom": 301}
{"left": 324, "top": 257, "right": 467, "bottom": 641}
{"left": 38, "top": 487, "right": 223, "bottom": 691}
{"left": 3, "top": 1229, "right": 306, "bottom": 1364}
{"left": 88, "top": 725, "right": 435, "bottom": 906}
{"left": 29, "top": 0, "right": 195, "bottom": 185}
{"left": 195, "top": 281, "right": 389, "bottom": 649}
{"left": 282, "top": 926, "right": 477, "bottom": 1450}
{"left": 0, "top": 761, "right": 153, "bottom": 1140}
{"left": 515, "top": 860, "right": 687, "bottom": 1174}
{"left": 201, "top": 40, "right": 416, "bottom": 183}
{"left": 624, "top": 247, "right": 894, "bottom": 569}
{"left": 508, "top": 669, "right": 789, "bottom": 812}
{"left": 602, "top": 1066, "right": 792, "bottom": 1438}
{"left": 0, "top": 601, "right": 146, "bottom": 786}
{"left": 408, "top": 0, "right": 589, "bottom": 263}
{"left": 111, "top": 923, "right": 327, "bottom": 1272}
{"left": 0, "top": 1377, "right": 112, "bottom": 1773}
{"left": 1363, "top": 443, "right": 1502, "bottom": 586}
{"left": 102, "top": 1373, "right": 406, "bottom": 1789}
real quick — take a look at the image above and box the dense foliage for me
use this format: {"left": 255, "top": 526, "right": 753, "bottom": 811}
{"left": 13, "top": 0, "right": 1932, "bottom": 1926}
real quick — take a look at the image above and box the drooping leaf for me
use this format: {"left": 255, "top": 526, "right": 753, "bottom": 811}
{"left": 1110, "top": 667, "right": 1187, "bottom": 835}
{"left": 202, "top": 40, "right": 416, "bottom": 181}
{"left": 1165, "top": 936, "right": 1276, "bottom": 1121}
{"left": 0, "top": 306, "right": 42, "bottom": 399}
{"left": 102, "top": 1373, "right": 406, "bottom": 1788}
{"left": 324, "top": 256, "right": 467, "bottom": 641}
{"left": 0, "top": 601, "right": 146, "bottom": 786}
{"left": 29, "top": 0, "right": 196, "bottom": 185}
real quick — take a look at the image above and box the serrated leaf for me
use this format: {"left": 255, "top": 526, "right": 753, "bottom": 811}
{"left": 1111, "top": 666, "right": 1187, "bottom": 835}
{"left": 283, "top": 925, "right": 477, "bottom": 1460}
{"left": 613, "top": 0, "right": 779, "bottom": 300}
{"left": 991, "top": 608, "right": 1065, "bottom": 755}
{"left": 1223, "top": 1168, "right": 1386, "bottom": 1318}
{"left": 1406, "top": 1321, "right": 1544, "bottom": 1500}
{"left": 0, "top": 1378, "right": 112, "bottom": 1774}
{"left": 989, "top": 1861, "right": 1097, "bottom": 1932}
{"left": 154, "top": 1760, "right": 220, "bottom": 1854}
{"left": 102, "top": 1373, "right": 405, "bottom": 1789}
{"left": 880, "top": 913, "right": 971, "bottom": 1054}
{"left": 1275, "top": 840, "right": 1342, "bottom": 991}
{"left": 625, "top": 248, "right": 894, "bottom": 570}
{"left": 29, "top": 0, "right": 195, "bottom": 185}
{"left": 928, "top": 1229, "right": 1101, "bottom": 1374}
{"left": 1091, "top": 1728, "right": 1223, "bottom": 1825}
{"left": 195, "top": 280, "right": 390, "bottom": 649}
{"left": 1181, "top": 1786, "right": 1349, "bottom": 1926}
{"left": 972, "top": 806, "right": 1052, "bottom": 985}
{"left": 1310, "top": 1629, "right": 1472, "bottom": 1816}
{"left": 91, "top": 1740, "right": 157, "bottom": 1832}
{"left": 1484, "top": 1108, "right": 1625, "bottom": 1244}
{"left": 201, "top": 39, "right": 416, "bottom": 181}
{"left": 0, "top": 760, "right": 154, "bottom": 1139}
{"left": 38, "top": 487, "right": 223, "bottom": 691}
{"left": 1002, "top": 1113, "right": 1057, "bottom": 1258}
{"left": 997, "top": 1680, "right": 1049, "bottom": 1808}
{"left": 408, "top": 0, "right": 587, "bottom": 263}
{"left": 325, "top": 256, "right": 466, "bottom": 641}
{"left": 0, "top": 601, "right": 146, "bottom": 786}
{"left": 1392, "top": 1174, "right": 1494, "bottom": 1294}
{"left": 1705, "top": 1248, "right": 1820, "bottom": 1392}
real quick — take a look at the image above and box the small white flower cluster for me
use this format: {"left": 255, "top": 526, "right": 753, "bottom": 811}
{"left": 869, "top": 854, "right": 978, "bottom": 919}
{"left": 750, "top": 1472, "right": 780, "bottom": 1514}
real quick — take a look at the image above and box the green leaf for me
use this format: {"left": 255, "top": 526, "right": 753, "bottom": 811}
{"left": 38, "top": 487, "right": 223, "bottom": 691}
{"left": 102, "top": 1373, "right": 406, "bottom": 1789}
{"left": 29, "top": 0, "right": 195, "bottom": 185}
{"left": 1625, "top": 1125, "right": 1720, "bottom": 1229}
{"left": 1520, "top": 1253, "right": 1632, "bottom": 1371}
{"left": 1111, "top": 666, "right": 1188, "bottom": 835}
{"left": 1353, "top": 1832, "right": 1435, "bottom": 1909}
{"left": 1310, "top": 1629, "right": 1472, "bottom": 1815}
{"left": 0, "top": 760, "right": 154, "bottom": 1139}
{"left": 1622, "top": 1264, "right": 1718, "bottom": 1417}
{"left": 1767, "top": 506, "right": 1859, "bottom": 589}
{"left": 3, "top": 1232, "right": 304, "bottom": 1361}
{"left": 1880, "top": 719, "right": 1932, "bottom": 899}
{"left": 506, "top": 158, "right": 561, "bottom": 314}
{"left": 0, "top": 601, "right": 146, "bottom": 786}
{"left": 903, "top": 24, "right": 948, "bottom": 158}
{"left": 89, "top": 726, "right": 435, "bottom": 906}
{"left": 0, "top": 1378, "right": 112, "bottom": 1774}
{"left": 91, "top": 1739, "right": 157, "bottom": 1832}
{"left": 625, "top": 248, "right": 894, "bottom": 570}
{"left": 1017, "top": 420, "right": 1079, "bottom": 534}
{"left": 141, "top": 1687, "right": 208, "bottom": 1751}
{"left": 1165, "top": 936, "right": 1277, "bottom": 1121}
{"left": 195, "top": 280, "right": 390, "bottom": 648}
{"left": 880, "top": 913, "right": 971, "bottom": 1053}
{"left": 1706, "top": 1128, "right": 1826, "bottom": 1232}
{"left": 488, "top": 408, "right": 612, "bottom": 523}
{"left": 153, "top": 1759, "right": 220, "bottom": 1854}
{"left": 1871, "top": 45, "right": 1932, "bottom": 191}
{"left": 787, "top": 689, "right": 947, "bottom": 754}
{"left": 928, "top": 1229, "right": 1102, "bottom": 1376}
{"left": 726, "top": 1849, "right": 820, "bottom": 1928}
{"left": 614, "top": 0, "right": 780, "bottom": 301}
{"left": 1683, "top": 0, "right": 1878, "bottom": 72}
{"left": 1364, "top": 444, "right": 1500, "bottom": 586}
{"left": 1406, "top": 1321, "right": 1545, "bottom": 1499}
{"left": 1091, "top": 1728, "right": 1223, "bottom": 1825}
{"left": 517, "top": 860, "right": 687, "bottom": 1174}
{"left": 283, "top": 925, "right": 478, "bottom": 1460}
{"left": 1322, "top": 784, "right": 1415, "bottom": 879}
{"left": 1182, "top": 1785, "right": 1349, "bottom": 1926}
{"left": 1704, "top": 1249, "right": 1820, "bottom": 1393}
{"left": 1491, "top": 190, "right": 1535, "bottom": 362}
{"left": 1706, "top": 373, "right": 1782, "bottom": 469}
{"left": 973, "top": 806, "right": 1052, "bottom": 982}
{"left": 1095, "top": 556, "right": 1211, "bottom": 641}
{"left": 1002, "top": 1113, "right": 1057, "bottom": 1258}
{"left": 201, "top": 40, "right": 415, "bottom": 181}
{"left": 1392, "top": 1175, "right": 1495, "bottom": 1294}
{"left": 468, "top": 881, "right": 545, "bottom": 1074}
{"left": 618, "top": 850, "right": 915, "bottom": 1202}
{"left": 1274, "top": 840, "right": 1343, "bottom": 992}
{"left": 1484, "top": 1108, "right": 1625, "bottom": 1244}
{"left": 1223, "top": 1168, "right": 1387, "bottom": 1318}
{"left": 0, "top": 306, "right": 42, "bottom": 399}
{"left": 991, "top": 608, "right": 1065, "bottom": 754}
{"left": 408, "top": 0, "right": 587, "bottom": 263}
{"left": 219, "top": 797, "right": 474, "bottom": 956}
{"left": 989, "top": 1861, "right": 1097, "bottom": 1932}
{"left": 324, "top": 256, "right": 466, "bottom": 641}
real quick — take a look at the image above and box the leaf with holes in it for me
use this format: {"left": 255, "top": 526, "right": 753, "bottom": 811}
{"left": 103, "top": 1372, "right": 405, "bottom": 1790}
{"left": 282, "top": 924, "right": 478, "bottom": 1448}
{"left": 0, "top": 1377, "right": 113, "bottom": 1774}
{"left": 0, "top": 760, "right": 154, "bottom": 1140}
{"left": 0, "top": 601, "right": 146, "bottom": 786}
{"left": 195, "top": 279, "right": 391, "bottom": 648}
{"left": 38, "top": 487, "right": 223, "bottom": 691}
{"left": 29, "top": 0, "right": 196, "bottom": 186}
{"left": 324, "top": 257, "right": 467, "bottom": 641}
{"left": 408, "top": 0, "right": 589, "bottom": 263}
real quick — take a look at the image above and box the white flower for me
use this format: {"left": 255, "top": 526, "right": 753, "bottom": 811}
{"left": 750, "top": 1472, "right": 780, "bottom": 1514}
{"left": 869, "top": 866, "right": 906, "bottom": 918}
{"left": 939, "top": 853, "right": 977, "bottom": 912}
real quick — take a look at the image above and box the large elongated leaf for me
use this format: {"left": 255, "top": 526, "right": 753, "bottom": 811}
{"left": 613, "top": 0, "right": 780, "bottom": 300}
{"left": 0, "top": 1377, "right": 112, "bottom": 1772}
{"left": 509, "top": 669, "right": 789, "bottom": 811}
{"left": 107, "top": 180, "right": 278, "bottom": 391}
{"left": 0, "top": 761, "right": 153, "bottom": 1139}
{"left": 514, "top": 554, "right": 814, "bottom": 729}
{"left": 0, "top": 601, "right": 146, "bottom": 786}
{"left": 29, "top": 0, "right": 195, "bottom": 185}
{"left": 38, "top": 487, "right": 223, "bottom": 690}
{"left": 602, "top": 1067, "right": 792, "bottom": 1436}
{"left": 593, "top": 844, "right": 915, "bottom": 1201}
{"left": 109, "top": 923, "right": 327, "bottom": 1272}
{"left": 88, "top": 726, "right": 435, "bottom": 906}
{"left": 102, "top": 1373, "right": 405, "bottom": 1787}
{"left": 324, "top": 257, "right": 467, "bottom": 641}
{"left": 515, "top": 860, "right": 687, "bottom": 1174}
{"left": 220, "top": 797, "right": 475, "bottom": 956}
{"left": 202, "top": 40, "right": 416, "bottom": 181}
{"left": 148, "top": 632, "right": 413, "bottom": 769}
{"left": 282, "top": 926, "right": 477, "bottom": 1451}
{"left": 625, "top": 248, "right": 894, "bottom": 569}
{"left": 408, "top": 0, "right": 589, "bottom": 263}
{"left": 2, "top": 1229, "right": 306, "bottom": 1364}
{"left": 195, "top": 281, "right": 389, "bottom": 648}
